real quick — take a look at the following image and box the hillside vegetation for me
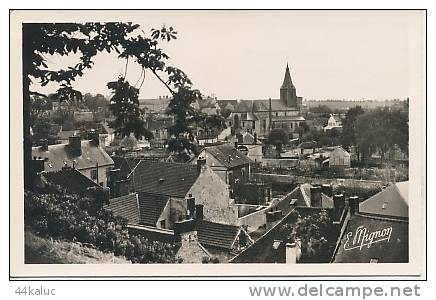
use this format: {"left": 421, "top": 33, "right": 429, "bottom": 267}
{"left": 25, "top": 230, "right": 130, "bottom": 264}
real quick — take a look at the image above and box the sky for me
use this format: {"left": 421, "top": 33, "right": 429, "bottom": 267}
{"left": 31, "top": 10, "right": 424, "bottom": 101}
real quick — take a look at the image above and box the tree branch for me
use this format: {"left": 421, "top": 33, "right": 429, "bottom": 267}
{"left": 150, "top": 68, "right": 175, "bottom": 95}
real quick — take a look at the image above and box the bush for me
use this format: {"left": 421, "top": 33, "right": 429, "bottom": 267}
{"left": 24, "top": 186, "right": 177, "bottom": 264}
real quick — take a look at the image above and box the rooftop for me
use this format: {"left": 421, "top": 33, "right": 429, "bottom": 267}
{"left": 32, "top": 140, "right": 114, "bottom": 171}
{"left": 129, "top": 160, "right": 200, "bottom": 198}
{"left": 137, "top": 192, "right": 170, "bottom": 226}
{"left": 104, "top": 193, "right": 140, "bottom": 224}
{"left": 205, "top": 144, "right": 253, "bottom": 169}
{"left": 333, "top": 214, "right": 408, "bottom": 263}
{"left": 359, "top": 181, "right": 408, "bottom": 218}
{"left": 196, "top": 220, "right": 241, "bottom": 250}
{"left": 42, "top": 167, "right": 101, "bottom": 194}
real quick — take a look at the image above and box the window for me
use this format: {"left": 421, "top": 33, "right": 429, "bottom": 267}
{"left": 160, "top": 220, "right": 166, "bottom": 229}
{"left": 91, "top": 169, "right": 98, "bottom": 181}
{"left": 252, "top": 121, "right": 255, "bottom": 130}
{"left": 276, "top": 112, "right": 278, "bottom": 117}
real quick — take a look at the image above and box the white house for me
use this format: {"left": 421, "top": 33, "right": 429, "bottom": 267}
{"left": 323, "top": 114, "right": 343, "bottom": 131}
{"left": 328, "top": 146, "right": 351, "bottom": 168}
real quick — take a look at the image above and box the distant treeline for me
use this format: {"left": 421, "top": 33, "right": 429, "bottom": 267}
{"left": 304, "top": 99, "right": 407, "bottom": 111}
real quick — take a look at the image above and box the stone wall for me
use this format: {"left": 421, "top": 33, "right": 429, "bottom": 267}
{"left": 188, "top": 166, "right": 239, "bottom": 225}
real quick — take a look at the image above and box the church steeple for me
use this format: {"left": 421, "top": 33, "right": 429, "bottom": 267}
{"left": 280, "top": 63, "right": 298, "bottom": 108}
{"left": 281, "top": 63, "right": 294, "bottom": 89}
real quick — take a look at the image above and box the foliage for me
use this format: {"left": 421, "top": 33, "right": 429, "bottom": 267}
{"left": 24, "top": 185, "right": 177, "bottom": 263}
{"left": 22, "top": 22, "right": 188, "bottom": 188}
{"left": 32, "top": 115, "right": 58, "bottom": 144}
{"left": 83, "top": 93, "right": 109, "bottom": 111}
{"left": 309, "top": 105, "right": 332, "bottom": 116}
{"left": 30, "top": 95, "right": 52, "bottom": 127}
{"left": 279, "top": 210, "right": 335, "bottom": 263}
{"left": 355, "top": 108, "right": 408, "bottom": 163}
{"left": 107, "top": 78, "right": 153, "bottom": 140}
{"left": 341, "top": 106, "right": 365, "bottom": 150}
{"left": 266, "top": 128, "right": 289, "bottom": 157}
{"left": 317, "top": 128, "right": 341, "bottom": 147}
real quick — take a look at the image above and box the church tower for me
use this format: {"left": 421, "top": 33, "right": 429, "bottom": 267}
{"left": 280, "top": 63, "right": 298, "bottom": 108}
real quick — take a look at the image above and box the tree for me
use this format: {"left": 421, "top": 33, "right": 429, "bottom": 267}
{"left": 279, "top": 210, "right": 335, "bottom": 263}
{"left": 107, "top": 78, "right": 152, "bottom": 140}
{"left": 266, "top": 128, "right": 289, "bottom": 157}
{"left": 341, "top": 106, "right": 364, "bottom": 151}
{"left": 309, "top": 104, "right": 332, "bottom": 116}
{"left": 23, "top": 22, "right": 193, "bottom": 188}
{"left": 83, "top": 93, "right": 109, "bottom": 111}
{"left": 354, "top": 108, "right": 408, "bottom": 165}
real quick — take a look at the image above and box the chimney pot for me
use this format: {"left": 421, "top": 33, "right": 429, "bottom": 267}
{"left": 197, "top": 157, "right": 206, "bottom": 172}
{"left": 310, "top": 186, "right": 322, "bottom": 207}
{"left": 348, "top": 196, "right": 360, "bottom": 215}
{"left": 69, "top": 135, "right": 82, "bottom": 156}
{"left": 321, "top": 184, "right": 333, "bottom": 197}
{"left": 87, "top": 130, "right": 100, "bottom": 146}
{"left": 39, "top": 139, "right": 48, "bottom": 151}
{"left": 333, "top": 194, "right": 345, "bottom": 222}
{"left": 195, "top": 204, "right": 204, "bottom": 220}
{"left": 285, "top": 242, "right": 298, "bottom": 264}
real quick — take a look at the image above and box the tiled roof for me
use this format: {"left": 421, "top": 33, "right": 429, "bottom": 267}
{"left": 217, "top": 99, "right": 299, "bottom": 113}
{"left": 273, "top": 184, "right": 334, "bottom": 214}
{"left": 196, "top": 220, "right": 240, "bottom": 250}
{"left": 32, "top": 140, "right": 114, "bottom": 171}
{"left": 205, "top": 144, "right": 253, "bottom": 169}
{"left": 333, "top": 214, "right": 408, "bottom": 263}
{"left": 111, "top": 156, "right": 141, "bottom": 178}
{"left": 137, "top": 192, "right": 170, "bottom": 226}
{"left": 129, "top": 160, "right": 200, "bottom": 198}
{"left": 42, "top": 167, "right": 100, "bottom": 194}
{"left": 359, "top": 181, "right": 408, "bottom": 218}
{"left": 272, "top": 115, "right": 305, "bottom": 122}
{"left": 104, "top": 193, "right": 140, "bottom": 224}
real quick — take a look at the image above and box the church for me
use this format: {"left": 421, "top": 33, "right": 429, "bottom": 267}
{"left": 216, "top": 63, "right": 305, "bottom": 138}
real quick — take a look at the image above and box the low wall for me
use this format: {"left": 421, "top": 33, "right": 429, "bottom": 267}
{"left": 261, "top": 158, "right": 299, "bottom": 169}
{"left": 252, "top": 173, "right": 384, "bottom": 190}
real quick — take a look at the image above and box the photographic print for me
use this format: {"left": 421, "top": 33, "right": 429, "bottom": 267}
{"left": 10, "top": 10, "right": 426, "bottom": 278}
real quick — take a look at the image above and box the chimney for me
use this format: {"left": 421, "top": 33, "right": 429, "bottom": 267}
{"left": 32, "top": 157, "right": 45, "bottom": 174}
{"left": 87, "top": 130, "right": 100, "bottom": 146}
{"left": 253, "top": 132, "right": 258, "bottom": 144}
{"left": 295, "top": 238, "right": 302, "bottom": 261}
{"left": 333, "top": 194, "right": 345, "bottom": 222}
{"left": 186, "top": 195, "right": 195, "bottom": 218}
{"left": 174, "top": 219, "right": 197, "bottom": 246}
{"left": 348, "top": 196, "right": 360, "bottom": 215}
{"left": 237, "top": 133, "right": 243, "bottom": 144}
{"left": 69, "top": 135, "right": 82, "bottom": 156}
{"left": 285, "top": 242, "right": 298, "bottom": 264}
{"left": 310, "top": 185, "right": 322, "bottom": 207}
{"left": 39, "top": 139, "right": 48, "bottom": 152}
{"left": 321, "top": 184, "right": 333, "bottom": 197}
{"left": 197, "top": 156, "right": 206, "bottom": 172}
{"left": 266, "top": 210, "right": 282, "bottom": 230}
{"left": 116, "top": 179, "right": 131, "bottom": 197}
{"left": 195, "top": 204, "right": 204, "bottom": 220}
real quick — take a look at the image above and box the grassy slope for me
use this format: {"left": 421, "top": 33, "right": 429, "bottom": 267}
{"left": 25, "top": 230, "right": 130, "bottom": 264}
